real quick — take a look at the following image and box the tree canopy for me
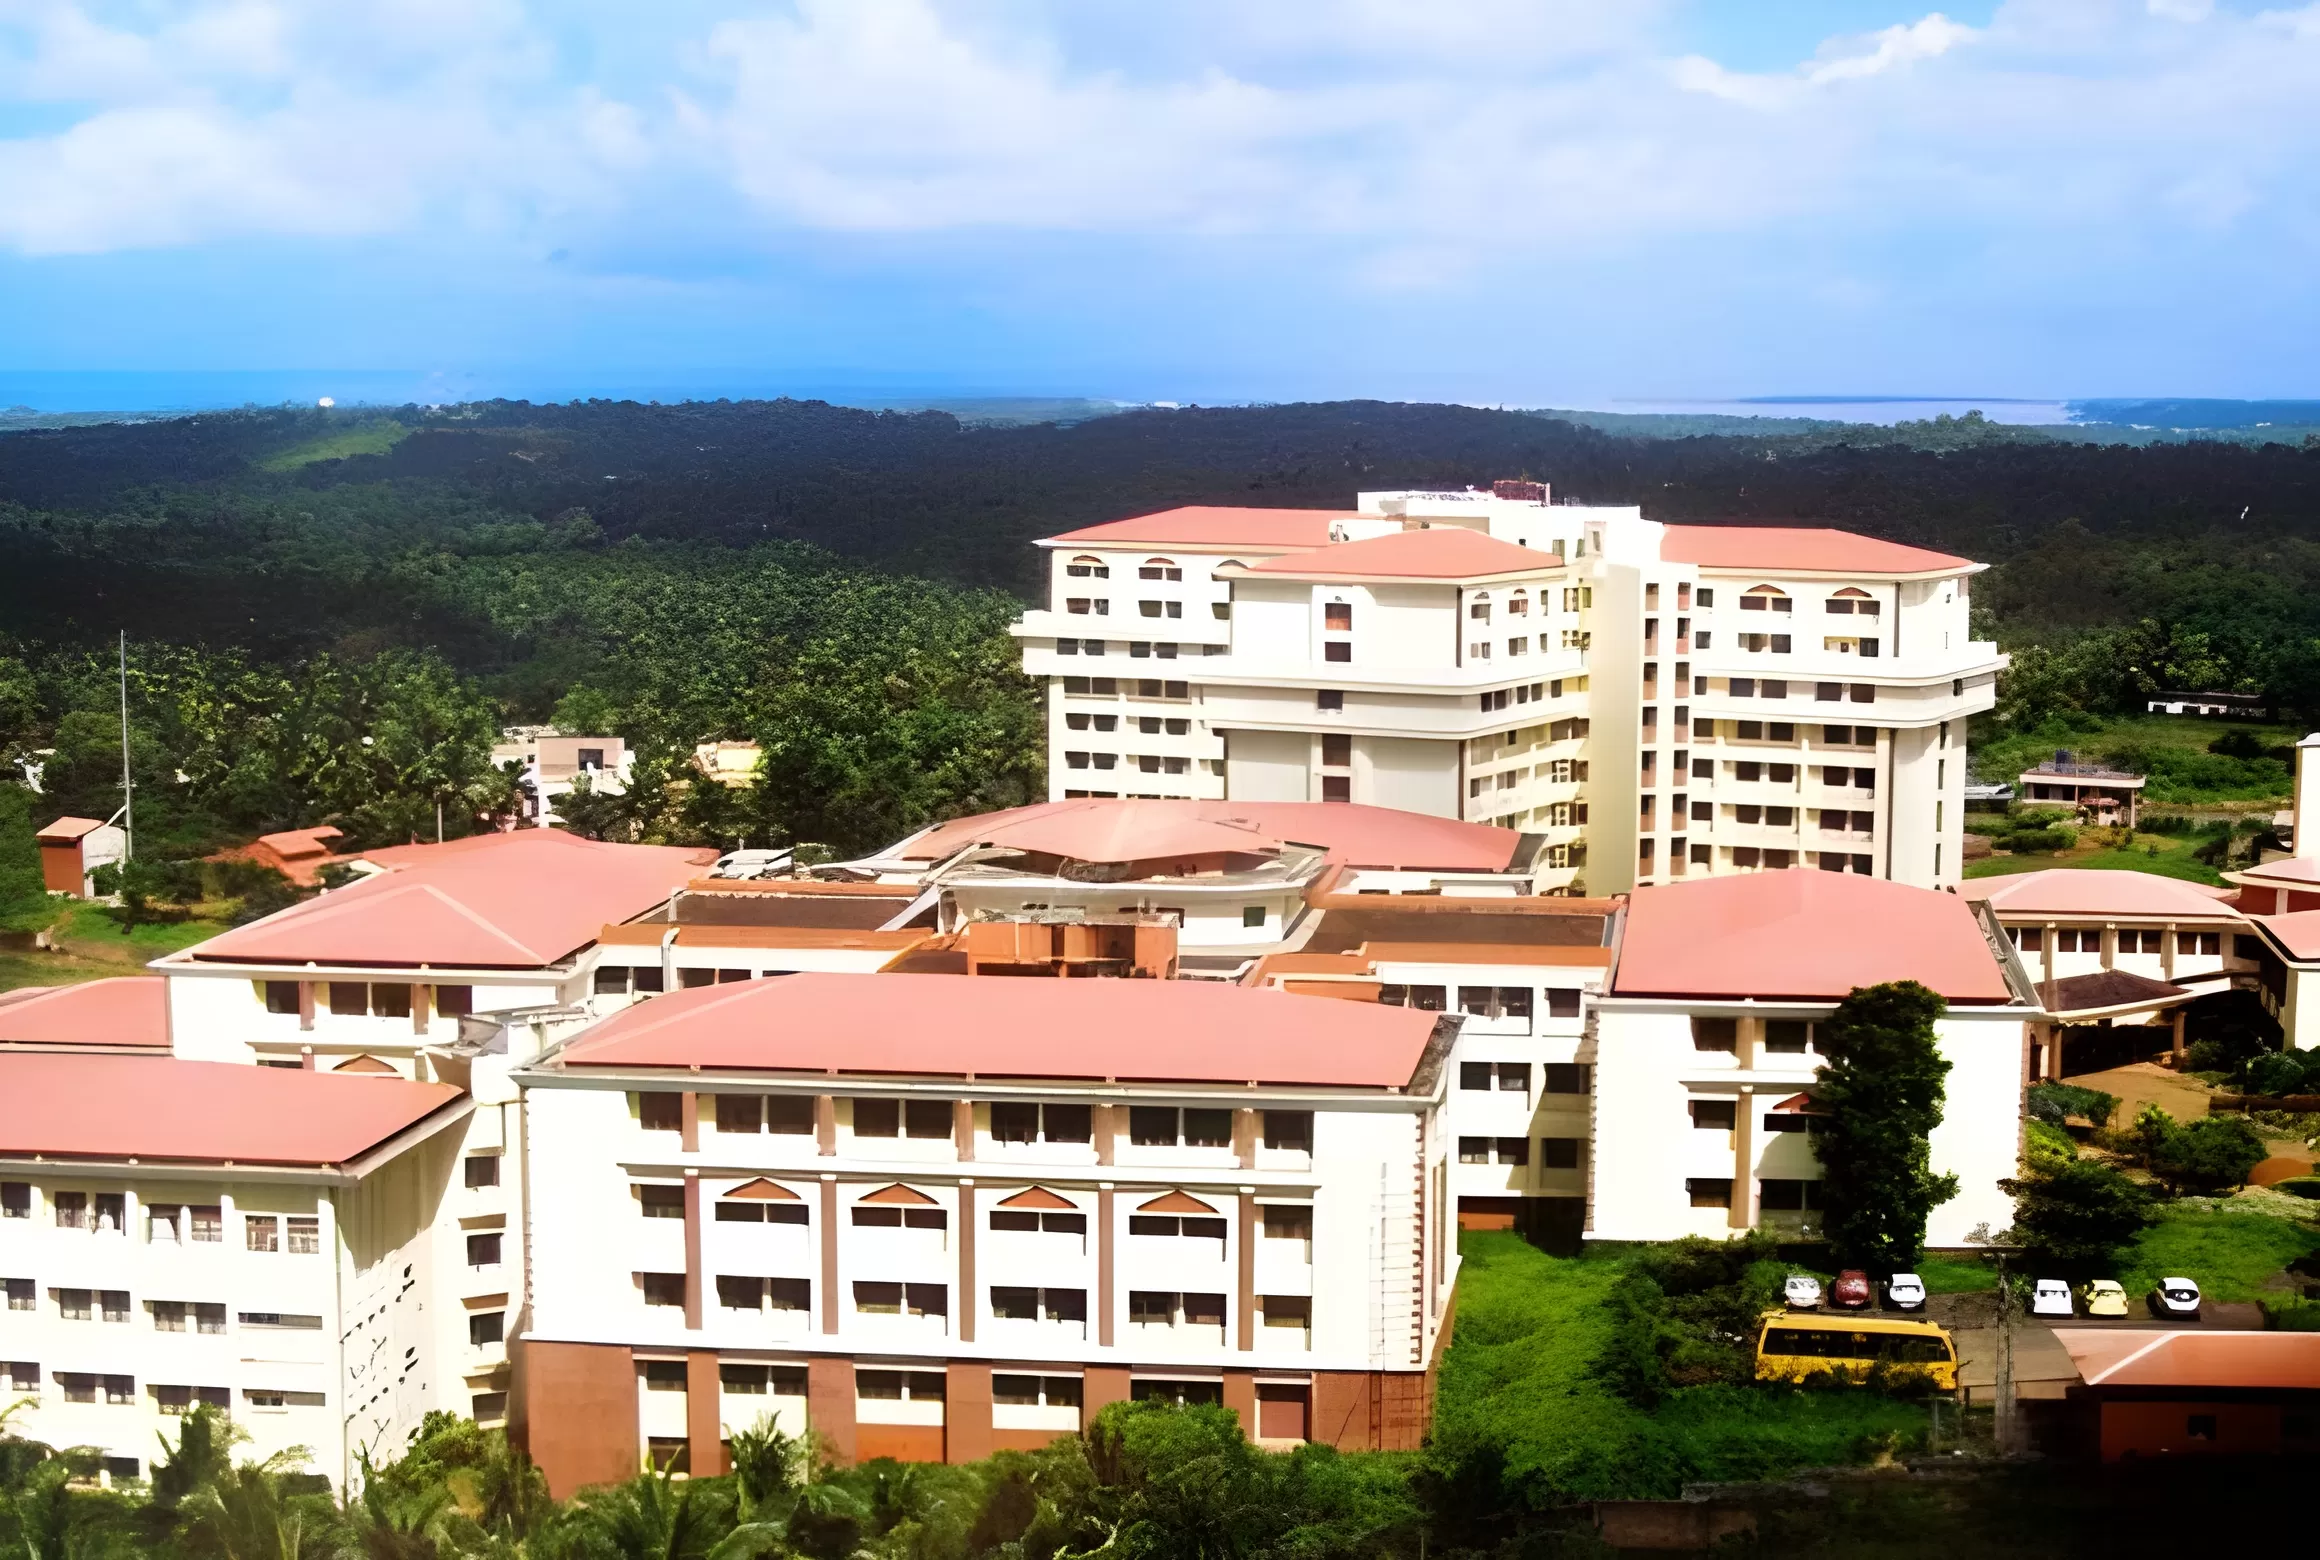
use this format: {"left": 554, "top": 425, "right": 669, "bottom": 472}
{"left": 1811, "top": 981, "right": 1960, "bottom": 1270}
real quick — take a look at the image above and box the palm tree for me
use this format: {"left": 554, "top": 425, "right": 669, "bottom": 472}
{"left": 175, "top": 1453, "right": 337, "bottom": 1560}
{"left": 552, "top": 1467, "right": 733, "bottom": 1560}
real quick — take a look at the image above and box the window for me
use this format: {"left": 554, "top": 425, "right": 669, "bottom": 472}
{"left": 851, "top": 1202, "right": 948, "bottom": 1231}
{"left": 1691, "top": 1100, "right": 1738, "bottom": 1130}
{"left": 288, "top": 1217, "right": 318, "bottom": 1254}
{"left": 717, "top": 1198, "right": 808, "bottom": 1225}
{"left": 1066, "top": 555, "right": 1109, "bottom": 579}
{"left": 435, "top": 985, "right": 473, "bottom": 1018}
{"left": 990, "top": 1102, "right": 1093, "bottom": 1144}
{"left": 1242, "top": 905, "right": 1267, "bottom": 928}
{"left": 1129, "top": 1106, "right": 1232, "bottom": 1147}
{"left": 640, "top": 1273, "right": 686, "bottom": 1308}
{"left": 719, "top": 1277, "right": 811, "bottom": 1311}
{"left": 853, "top": 1282, "right": 948, "bottom": 1318}
{"left": 239, "top": 1311, "right": 323, "bottom": 1328}
{"left": 1764, "top": 1019, "right": 1813, "bottom": 1054}
{"left": 1378, "top": 983, "right": 1447, "bottom": 1012}
{"left": 1325, "top": 602, "right": 1353, "bottom": 631}
{"left": 59, "top": 1288, "right": 92, "bottom": 1320}
{"left": 1128, "top": 1292, "right": 1226, "bottom": 1330}
{"left": 0, "top": 1183, "right": 25, "bottom": 1220}
{"left": 1317, "top": 689, "right": 1344, "bottom": 711}
{"left": 1688, "top": 1178, "right": 1734, "bottom": 1209}
{"left": 642, "top": 1360, "right": 687, "bottom": 1393}
{"left": 637, "top": 1092, "right": 683, "bottom": 1131}
{"left": 1544, "top": 1063, "right": 1591, "bottom": 1094}
{"left": 1261, "top": 1295, "right": 1312, "bottom": 1332}
{"left": 1321, "top": 775, "right": 1351, "bottom": 802}
{"left": 1541, "top": 1137, "right": 1583, "bottom": 1170}
{"left": 1140, "top": 558, "right": 1183, "bottom": 581}
{"left": 1130, "top": 1212, "right": 1228, "bottom": 1240}
{"left": 4, "top": 1278, "right": 30, "bottom": 1311}
{"left": 246, "top": 1216, "right": 279, "bottom": 1253}
{"left": 264, "top": 981, "right": 302, "bottom": 1015}
{"left": 638, "top": 1185, "right": 686, "bottom": 1219}
{"left": 989, "top": 1287, "right": 1088, "bottom": 1324}
{"left": 857, "top": 1369, "right": 946, "bottom": 1400}
{"left": 465, "top": 1154, "right": 500, "bottom": 1189}
{"left": 1850, "top": 684, "right": 1875, "bottom": 704}
{"left": 472, "top": 1391, "right": 509, "bottom": 1423}
{"left": 1261, "top": 1205, "right": 1313, "bottom": 1243}
{"left": 991, "top": 1208, "right": 1087, "bottom": 1235}
{"left": 993, "top": 1374, "right": 1082, "bottom": 1408}
{"left": 1691, "top": 1017, "right": 1738, "bottom": 1053}
{"left": 853, "top": 1099, "right": 900, "bottom": 1137}
{"left": 2180, "top": 931, "right": 2222, "bottom": 956}
{"left": 1262, "top": 1110, "right": 1314, "bottom": 1152}
{"left": 1758, "top": 1179, "right": 1823, "bottom": 1210}
{"left": 469, "top": 1311, "right": 504, "bottom": 1346}
{"left": 467, "top": 1233, "right": 503, "bottom": 1267}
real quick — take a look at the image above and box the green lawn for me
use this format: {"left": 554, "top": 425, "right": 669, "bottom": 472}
{"left": 257, "top": 419, "right": 410, "bottom": 470}
{"left": 2115, "top": 1205, "right": 2320, "bottom": 1301}
{"left": 1916, "top": 1253, "right": 2000, "bottom": 1293}
{"left": 1964, "top": 829, "right": 2224, "bottom": 885}
{"left": 1437, "top": 1233, "right": 1929, "bottom": 1504}
{"left": 0, "top": 903, "right": 231, "bottom": 992}
{"left": 1974, "top": 712, "right": 2298, "bottom": 808}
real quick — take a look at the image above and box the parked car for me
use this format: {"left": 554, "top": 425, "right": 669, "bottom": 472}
{"left": 1884, "top": 1273, "right": 1927, "bottom": 1311}
{"left": 2029, "top": 1279, "right": 2074, "bottom": 1318}
{"left": 1783, "top": 1273, "right": 1824, "bottom": 1309}
{"left": 1831, "top": 1270, "right": 1872, "bottom": 1310}
{"left": 2150, "top": 1277, "right": 2202, "bottom": 1319}
{"left": 2081, "top": 1279, "right": 2129, "bottom": 1318}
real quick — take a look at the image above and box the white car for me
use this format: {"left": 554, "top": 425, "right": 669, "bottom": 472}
{"left": 2029, "top": 1279, "right": 2074, "bottom": 1318}
{"left": 1783, "top": 1274, "right": 1823, "bottom": 1310}
{"left": 1884, "top": 1273, "right": 1927, "bottom": 1311}
{"left": 2151, "top": 1277, "right": 2202, "bottom": 1319}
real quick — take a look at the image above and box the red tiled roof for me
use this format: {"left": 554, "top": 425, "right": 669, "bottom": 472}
{"left": 2054, "top": 1329, "right": 2320, "bottom": 1390}
{"left": 1240, "top": 527, "right": 1561, "bottom": 581}
{"left": 1044, "top": 507, "right": 1353, "bottom": 550}
{"left": 1959, "top": 868, "right": 2239, "bottom": 919}
{"left": 557, "top": 972, "right": 1443, "bottom": 1089}
{"left": 898, "top": 799, "right": 1524, "bottom": 871}
{"left": 186, "top": 830, "right": 714, "bottom": 969}
{"left": 2257, "top": 907, "right": 2320, "bottom": 961}
{"left": 256, "top": 826, "right": 343, "bottom": 859}
{"left": 0, "top": 978, "right": 169, "bottom": 1050}
{"left": 36, "top": 816, "right": 109, "bottom": 843}
{"left": 1660, "top": 525, "right": 1974, "bottom": 576}
{"left": 1613, "top": 871, "right": 2015, "bottom": 1003}
{"left": 0, "top": 1053, "right": 462, "bottom": 1167}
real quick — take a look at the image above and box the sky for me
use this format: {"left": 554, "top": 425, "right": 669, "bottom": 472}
{"left": 1, "top": 0, "right": 2316, "bottom": 408}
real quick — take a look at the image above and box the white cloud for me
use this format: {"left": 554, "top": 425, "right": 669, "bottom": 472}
{"left": 0, "top": 0, "right": 2314, "bottom": 282}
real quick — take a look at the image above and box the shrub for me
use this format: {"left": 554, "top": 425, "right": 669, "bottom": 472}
{"left": 2126, "top": 1107, "right": 2268, "bottom": 1195}
{"left": 2028, "top": 1081, "right": 2118, "bottom": 1128}
{"left": 2240, "top": 1049, "right": 2320, "bottom": 1097}
{"left": 2024, "top": 1119, "right": 2079, "bottom": 1169}
{"left": 1998, "top": 1158, "right": 2155, "bottom": 1273}
{"left": 2261, "top": 1298, "right": 2320, "bottom": 1331}
{"left": 2274, "top": 1178, "right": 2320, "bottom": 1201}
{"left": 2003, "top": 827, "right": 2073, "bottom": 854}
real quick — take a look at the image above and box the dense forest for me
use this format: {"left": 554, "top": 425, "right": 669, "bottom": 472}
{"left": 2, "top": 398, "right": 2317, "bottom": 860}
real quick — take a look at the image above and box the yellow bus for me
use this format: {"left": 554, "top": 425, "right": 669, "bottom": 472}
{"left": 1753, "top": 1313, "right": 1959, "bottom": 1390}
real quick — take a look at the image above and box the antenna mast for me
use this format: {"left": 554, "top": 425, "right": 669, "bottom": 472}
{"left": 118, "top": 632, "right": 134, "bottom": 863}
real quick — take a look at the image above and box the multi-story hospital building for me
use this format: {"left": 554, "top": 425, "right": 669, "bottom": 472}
{"left": 1010, "top": 483, "right": 2006, "bottom": 894}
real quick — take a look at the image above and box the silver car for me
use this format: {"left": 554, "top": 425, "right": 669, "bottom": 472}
{"left": 1783, "top": 1273, "right": 1823, "bottom": 1310}
{"left": 2150, "top": 1277, "right": 2202, "bottom": 1319}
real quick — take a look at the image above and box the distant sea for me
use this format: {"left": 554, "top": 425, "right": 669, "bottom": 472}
{"left": 1599, "top": 396, "right": 2072, "bottom": 426}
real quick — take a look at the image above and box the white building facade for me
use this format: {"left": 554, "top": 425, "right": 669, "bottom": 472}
{"left": 1011, "top": 487, "right": 2005, "bottom": 894}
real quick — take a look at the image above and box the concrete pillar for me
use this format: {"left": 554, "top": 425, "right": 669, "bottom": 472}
{"left": 683, "top": 1174, "right": 703, "bottom": 1330}
{"left": 680, "top": 1092, "right": 700, "bottom": 1153}
{"left": 1223, "top": 1369, "right": 1257, "bottom": 1438}
{"left": 820, "top": 1177, "right": 840, "bottom": 1334}
{"left": 944, "top": 1363, "right": 992, "bottom": 1464}
{"left": 2172, "top": 1008, "right": 2187, "bottom": 1064}
{"left": 686, "top": 1351, "right": 725, "bottom": 1476}
{"left": 957, "top": 1182, "right": 977, "bottom": 1344}
{"left": 1236, "top": 1191, "right": 1256, "bottom": 1350}
{"left": 1727, "top": 1086, "right": 1756, "bottom": 1232}
{"left": 1083, "top": 1365, "right": 1131, "bottom": 1431}
{"left": 1097, "top": 1185, "right": 1116, "bottom": 1347}
{"left": 807, "top": 1358, "right": 856, "bottom": 1466}
{"left": 816, "top": 1095, "right": 836, "bottom": 1156}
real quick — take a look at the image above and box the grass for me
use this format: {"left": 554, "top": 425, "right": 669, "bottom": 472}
{"left": 1436, "top": 1232, "right": 1930, "bottom": 1504}
{"left": 257, "top": 419, "right": 410, "bottom": 470}
{"left": 0, "top": 902, "right": 231, "bottom": 992}
{"left": 2115, "top": 1204, "right": 2320, "bottom": 1300}
{"left": 1975, "top": 712, "right": 2299, "bottom": 807}
{"left": 1963, "top": 827, "right": 2225, "bottom": 884}
{"left": 1915, "top": 1253, "right": 2000, "bottom": 1293}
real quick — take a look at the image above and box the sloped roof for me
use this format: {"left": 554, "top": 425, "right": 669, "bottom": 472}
{"left": 2256, "top": 907, "right": 2320, "bottom": 961}
{"left": 1613, "top": 871, "right": 2015, "bottom": 1003}
{"left": 185, "top": 829, "right": 714, "bottom": 969}
{"left": 1238, "top": 527, "right": 1561, "bottom": 581}
{"left": 556, "top": 972, "right": 1443, "bottom": 1089}
{"left": 0, "top": 978, "right": 169, "bottom": 1050}
{"left": 2045, "top": 969, "right": 2191, "bottom": 1016}
{"left": 899, "top": 799, "right": 1522, "bottom": 871}
{"left": 2054, "top": 1329, "right": 2320, "bottom": 1390}
{"left": 36, "top": 816, "right": 110, "bottom": 843}
{"left": 0, "top": 1053, "right": 462, "bottom": 1167}
{"left": 1959, "top": 868, "right": 2239, "bottom": 919}
{"left": 256, "top": 826, "right": 343, "bottom": 859}
{"left": 1660, "top": 526, "right": 1974, "bottom": 576}
{"left": 1043, "top": 507, "right": 1353, "bottom": 550}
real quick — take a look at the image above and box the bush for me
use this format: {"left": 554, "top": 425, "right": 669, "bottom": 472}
{"left": 2028, "top": 1081, "right": 2119, "bottom": 1128}
{"left": 1998, "top": 1157, "right": 2156, "bottom": 1273}
{"left": 2025, "top": 1119, "right": 2079, "bottom": 1168}
{"left": 2125, "top": 1106, "right": 2269, "bottom": 1195}
{"left": 2003, "top": 827, "right": 2074, "bottom": 854}
{"left": 2274, "top": 1178, "right": 2320, "bottom": 1201}
{"left": 2261, "top": 1297, "right": 2320, "bottom": 1331}
{"left": 2240, "top": 1049, "right": 2320, "bottom": 1097}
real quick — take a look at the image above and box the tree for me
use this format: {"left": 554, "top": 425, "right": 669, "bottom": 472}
{"left": 1999, "top": 1158, "right": 2154, "bottom": 1272}
{"left": 552, "top": 775, "right": 628, "bottom": 843}
{"left": 2125, "top": 1106, "right": 2268, "bottom": 1195}
{"left": 1812, "top": 981, "right": 1959, "bottom": 1270}
{"left": 0, "top": 784, "right": 51, "bottom": 933}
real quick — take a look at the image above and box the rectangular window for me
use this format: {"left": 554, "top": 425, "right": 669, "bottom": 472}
{"left": 1543, "top": 1063, "right": 1591, "bottom": 1094}
{"left": 246, "top": 1216, "right": 279, "bottom": 1253}
{"left": 1691, "top": 1017, "right": 1738, "bottom": 1052}
{"left": 435, "top": 986, "right": 473, "bottom": 1018}
{"left": 852, "top": 1098, "right": 900, "bottom": 1137}
{"left": 286, "top": 1217, "right": 319, "bottom": 1255}
{"left": 465, "top": 1154, "right": 500, "bottom": 1189}
{"left": 1688, "top": 1178, "right": 1734, "bottom": 1209}
{"left": 1764, "top": 1019, "right": 1812, "bottom": 1053}
{"left": 1317, "top": 690, "right": 1343, "bottom": 711}
{"left": 0, "top": 1183, "right": 25, "bottom": 1220}
{"left": 264, "top": 981, "right": 301, "bottom": 1015}
{"left": 640, "top": 1273, "right": 686, "bottom": 1308}
{"left": 1691, "top": 1100, "right": 1738, "bottom": 1130}
{"left": 1541, "top": 1137, "right": 1582, "bottom": 1169}
{"left": 468, "top": 1311, "right": 505, "bottom": 1346}
{"left": 637, "top": 1092, "right": 683, "bottom": 1131}
{"left": 637, "top": 1185, "right": 686, "bottom": 1220}
{"left": 467, "top": 1233, "right": 503, "bottom": 1267}
{"left": 1262, "top": 1110, "right": 1314, "bottom": 1152}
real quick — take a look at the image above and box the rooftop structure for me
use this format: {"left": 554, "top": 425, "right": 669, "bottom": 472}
{"left": 0, "top": 978, "right": 169, "bottom": 1051}
{"left": 2018, "top": 751, "right": 2147, "bottom": 826}
{"left": 36, "top": 815, "right": 125, "bottom": 897}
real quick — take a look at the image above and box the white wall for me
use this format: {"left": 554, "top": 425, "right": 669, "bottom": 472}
{"left": 1224, "top": 729, "right": 1310, "bottom": 802}
{"left": 1364, "top": 736, "right": 1458, "bottom": 817}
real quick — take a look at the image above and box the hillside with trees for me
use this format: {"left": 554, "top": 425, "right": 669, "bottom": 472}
{"left": 2, "top": 397, "right": 2317, "bottom": 865}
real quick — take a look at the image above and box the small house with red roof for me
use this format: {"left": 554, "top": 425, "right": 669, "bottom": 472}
{"left": 35, "top": 815, "right": 125, "bottom": 897}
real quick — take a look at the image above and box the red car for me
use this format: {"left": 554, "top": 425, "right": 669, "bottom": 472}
{"left": 1830, "top": 1270, "right": 1873, "bottom": 1310}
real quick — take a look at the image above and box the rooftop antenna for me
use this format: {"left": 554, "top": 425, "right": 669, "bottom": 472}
{"left": 117, "top": 631, "right": 134, "bottom": 863}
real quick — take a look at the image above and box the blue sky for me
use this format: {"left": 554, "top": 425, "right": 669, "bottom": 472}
{"left": 1, "top": 0, "right": 2314, "bottom": 408}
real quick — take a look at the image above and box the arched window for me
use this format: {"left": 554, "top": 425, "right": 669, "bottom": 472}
{"left": 1066, "top": 554, "right": 1109, "bottom": 579}
{"left": 1210, "top": 560, "right": 1245, "bottom": 579}
{"left": 1741, "top": 585, "right": 1792, "bottom": 614}
{"left": 1468, "top": 590, "right": 1492, "bottom": 623}
{"left": 1826, "top": 586, "right": 1880, "bottom": 617}
{"left": 1507, "top": 591, "right": 1530, "bottom": 617}
{"left": 1140, "top": 557, "right": 1183, "bottom": 581}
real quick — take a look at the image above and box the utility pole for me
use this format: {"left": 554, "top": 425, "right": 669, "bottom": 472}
{"left": 1990, "top": 1244, "right": 2020, "bottom": 1455}
{"left": 117, "top": 632, "right": 134, "bottom": 863}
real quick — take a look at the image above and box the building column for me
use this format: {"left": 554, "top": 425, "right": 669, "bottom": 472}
{"left": 1097, "top": 1185, "right": 1116, "bottom": 1348}
{"left": 2162, "top": 925, "right": 2177, "bottom": 982}
{"left": 953, "top": 1100, "right": 975, "bottom": 1161}
{"left": 807, "top": 1358, "right": 856, "bottom": 1466}
{"left": 1727, "top": 1086, "right": 1756, "bottom": 1232}
{"left": 1232, "top": 1108, "right": 1257, "bottom": 1170}
{"left": 1223, "top": 1370, "right": 1257, "bottom": 1439}
{"left": 1094, "top": 1104, "right": 1116, "bottom": 1166}
{"left": 683, "top": 1174, "right": 704, "bottom": 1330}
{"left": 2172, "top": 1008, "right": 2187, "bottom": 1064}
{"left": 2100, "top": 927, "right": 2116, "bottom": 972}
{"left": 957, "top": 1182, "right": 977, "bottom": 1344}
{"left": 1082, "top": 1365, "right": 1131, "bottom": 1431}
{"left": 820, "top": 1177, "right": 840, "bottom": 1334}
{"left": 944, "top": 1363, "right": 992, "bottom": 1465}
{"left": 680, "top": 1092, "right": 700, "bottom": 1152}
{"left": 2047, "top": 1025, "right": 2065, "bottom": 1081}
{"left": 816, "top": 1095, "right": 837, "bottom": 1156}
{"left": 1236, "top": 1191, "right": 1256, "bottom": 1351}
{"left": 686, "top": 1351, "right": 725, "bottom": 1476}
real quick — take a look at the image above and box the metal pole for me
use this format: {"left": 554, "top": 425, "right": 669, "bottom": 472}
{"left": 117, "top": 632, "right": 134, "bottom": 863}
{"left": 1994, "top": 1250, "right": 2016, "bottom": 1455}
